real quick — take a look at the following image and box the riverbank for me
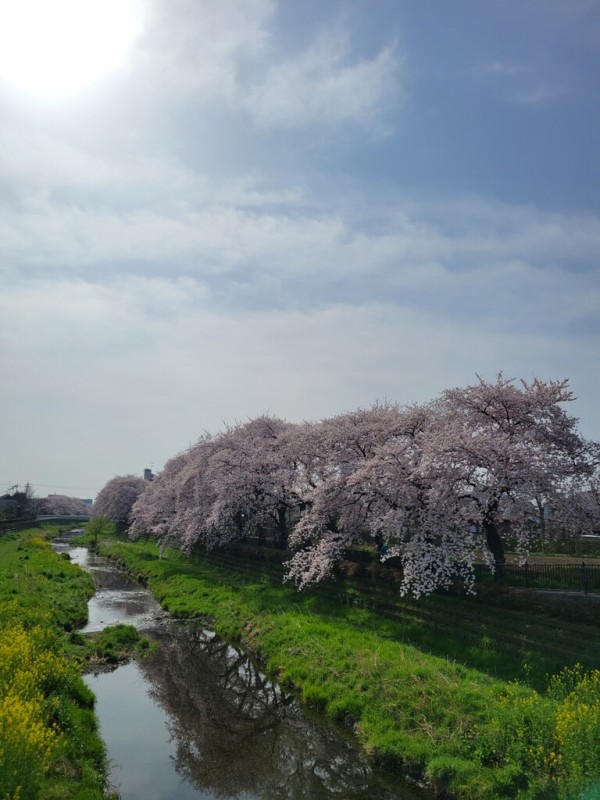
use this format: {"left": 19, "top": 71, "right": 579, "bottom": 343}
{"left": 94, "top": 534, "right": 600, "bottom": 800}
{"left": 0, "top": 527, "right": 108, "bottom": 800}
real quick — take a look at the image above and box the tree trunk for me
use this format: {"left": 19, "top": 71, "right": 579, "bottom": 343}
{"left": 256, "top": 524, "right": 266, "bottom": 546}
{"left": 234, "top": 511, "right": 246, "bottom": 541}
{"left": 325, "top": 518, "right": 339, "bottom": 534}
{"left": 536, "top": 499, "right": 546, "bottom": 553}
{"left": 276, "top": 506, "right": 288, "bottom": 550}
{"left": 483, "top": 516, "right": 505, "bottom": 581}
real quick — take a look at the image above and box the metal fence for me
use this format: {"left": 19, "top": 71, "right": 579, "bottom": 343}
{"left": 474, "top": 561, "right": 600, "bottom": 595}
{"left": 343, "top": 547, "right": 600, "bottom": 594}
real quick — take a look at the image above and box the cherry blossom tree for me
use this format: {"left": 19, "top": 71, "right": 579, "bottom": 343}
{"left": 286, "top": 378, "right": 599, "bottom": 596}
{"left": 285, "top": 402, "right": 445, "bottom": 592}
{"left": 203, "top": 416, "right": 301, "bottom": 548}
{"left": 130, "top": 448, "right": 194, "bottom": 544}
{"left": 128, "top": 376, "right": 599, "bottom": 597}
{"left": 569, "top": 471, "right": 600, "bottom": 535}
{"left": 132, "top": 418, "right": 303, "bottom": 553}
{"left": 431, "top": 376, "right": 597, "bottom": 566}
{"left": 38, "top": 494, "right": 90, "bottom": 516}
{"left": 286, "top": 403, "right": 426, "bottom": 585}
{"left": 130, "top": 436, "right": 221, "bottom": 551}
{"left": 92, "top": 474, "right": 148, "bottom": 527}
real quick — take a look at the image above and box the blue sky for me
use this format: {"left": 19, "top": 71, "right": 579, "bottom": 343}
{"left": 1, "top": 0, "right": 599, "bottom": 497}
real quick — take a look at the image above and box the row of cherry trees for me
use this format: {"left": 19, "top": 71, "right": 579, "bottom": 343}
{"left": 95, "top": 376, "right": 600, "bottom": 596}
{"left": 91, "top": 475, "right": 148, "bottom": 526}
{"left": 0, "top": 488, "right": 89, "bottom": 519}
{"left": 38, "top": 494, "right": 90, "bottom": 516}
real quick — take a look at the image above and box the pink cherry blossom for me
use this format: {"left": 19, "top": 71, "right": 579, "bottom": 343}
{"left": 92, "top": 474, "right": 148, "bottom": 526}
{"left": 130, "top": 377, "right": 599, "bottom": 596}
{"left": 38, "top": 494, "right": 90, "bottom": 516}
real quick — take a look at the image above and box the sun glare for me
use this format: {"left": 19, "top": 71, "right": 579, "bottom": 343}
{"left": 0, "top": 0, "right": 142, "bottom": 98}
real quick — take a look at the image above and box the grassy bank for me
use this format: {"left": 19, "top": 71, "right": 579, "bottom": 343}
{"left": 95, "top": 534, "right": 600, "bottom": 800}
{"left": 0, "top": 528, "right": 107, "bottom": 800}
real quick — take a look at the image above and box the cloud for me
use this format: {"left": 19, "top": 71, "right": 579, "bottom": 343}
{"left": 125, "top": 3, "right": 400, "bottom": 135}
{"left": 244, "top": 31, "right": 398, "bottom": 132}
{"left": 2, "top": 155, "right": 598, "bottom": 278}
{"left": 1, "top": 275, "right": 598, "bottom": 496}
{"left": 476, "top": 58, "right": 564, "bottom": 107}
{"left": 135, "top": 0, "right": 275, "bottom": 101}
{"left": 2, "top": 146, "right": 599, "bottom": 348}
{"left": 510, "top": 85, "right": 563, "bottom": 107}
{"left": 484, "top": 61, "right": 524, "bottom": 77}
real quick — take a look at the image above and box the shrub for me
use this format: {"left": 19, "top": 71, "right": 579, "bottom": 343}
{"left": 552, "top": 667, "right": 600, "bottom": 800}
{"left": 466, "top": 666, "right": 600, "bottom": 800}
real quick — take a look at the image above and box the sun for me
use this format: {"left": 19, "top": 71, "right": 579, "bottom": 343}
{"left": 0, "top": 0, "right": 142, "bottom": 98}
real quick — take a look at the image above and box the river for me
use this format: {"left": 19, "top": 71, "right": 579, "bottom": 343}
{"left": 53, "top": 534, "right": 429, "bottom": 800}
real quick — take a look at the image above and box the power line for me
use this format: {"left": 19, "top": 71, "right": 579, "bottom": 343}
{"left": 0, "top": 481, "right": 97, "bottom": 492}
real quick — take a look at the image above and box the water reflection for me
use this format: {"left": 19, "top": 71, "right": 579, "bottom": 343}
{"left": 139, "top": 623, "right": 418, "bottom": 800}
{"left": 55, "top": 535, "right": 424, "bottom": 799}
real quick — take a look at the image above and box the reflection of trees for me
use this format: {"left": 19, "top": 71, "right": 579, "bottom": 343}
{"left": 87, "top": 565, "right": 141, "bottom": 592}
{"left": 138, "top": 623, "right": 406, "bottom": 800}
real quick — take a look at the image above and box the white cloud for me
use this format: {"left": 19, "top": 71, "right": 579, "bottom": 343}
{"left": 511, "top": 85, "right": 563, "bottom": 106}
{"left": 484, "top": 61, "right": 524, "bottom": 77}
{"left": 1, "top": 275, "right": 598, "bottom": 495}
{"left": 135, "top": 0, "right": 275, "bottom": 101}
{"left": 2, "top": 167, "right": 598, "bottom": 304}
{"left": 123, "top": 3, "right": 400, "bottom": 134}
{"left": 244, "top": 32, "right": 398, "bottom": 132}
{"left": 2, "top": 162, "right": 599, "bottom": 355}
{"left": 0, "top": 122, "right": 310, "bottom": 213}
{"left": 477, "top": 58, "right": 564, "bottom": 107}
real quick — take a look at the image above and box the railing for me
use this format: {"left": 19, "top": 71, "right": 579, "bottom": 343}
{"left": 475, "top": 561, "right": 600, "bottom": 595}
{"left": 342, "top": 547, "right": 600, "bottom": 595}
{"left": 114, "top": 527, "right": 600, "bottom": 596}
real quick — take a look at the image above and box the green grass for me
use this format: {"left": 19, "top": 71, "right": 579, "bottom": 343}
{"left": 95, "top": 535, "right": 600, "bottom": 800}
{"left": 71, "top": 623, "right": 154, "bottom": 667}
{"left": 201, "top": 546, "right": 600, "bottom": 689}
{"left": 0, "top": 528, "right": 96, "bottom": 630}
{"left": 0, "top": 528, "right": 107, "bottom": 800}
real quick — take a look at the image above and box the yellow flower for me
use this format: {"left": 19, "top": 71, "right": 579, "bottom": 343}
{"left": 0, "top": 618, "right": 67, "bottom": 798}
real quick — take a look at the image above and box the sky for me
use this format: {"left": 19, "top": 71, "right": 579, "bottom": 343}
{"left": 1, "top": 0, "right": 599, "bottom": 499}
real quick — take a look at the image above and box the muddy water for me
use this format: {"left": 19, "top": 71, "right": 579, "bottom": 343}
{"left": 54, "top": 535, "right": 428, "bottom": 800}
